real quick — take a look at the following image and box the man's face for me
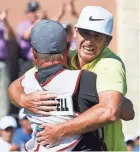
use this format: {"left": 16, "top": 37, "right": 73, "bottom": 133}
{"left": 20, "top": 119, "right": 32, "bottom": 132}
{"left": 1, "top": 127, "right": 15, "bottom": 143}
{"left": 27, "top": 11, "right": 37, "bottom": 23}
{"left": 75, "top": 28, "right": 107, "bottom": 65}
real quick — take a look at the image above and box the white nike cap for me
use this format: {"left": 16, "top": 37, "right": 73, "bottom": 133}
{"left": 75, "top": 6, "right": 113, "bottom": 36}
{"left": 0, "top": 116, "right": 17, "bottom": 130}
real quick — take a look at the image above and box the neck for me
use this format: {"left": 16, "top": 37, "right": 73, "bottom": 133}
{"left": 30, "top": 17, "right": 38, "bottom": 24}
{"left": 76, "top": 54, "right": 86, "bottom": 69}
{"left": 39, "top": 61, "right": 64, "bottom": 68}
{"left": 23, "top": 128, "right": 32, "bottom": 135}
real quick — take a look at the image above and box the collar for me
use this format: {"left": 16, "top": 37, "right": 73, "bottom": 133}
{"left": 37, "top": 64, "right": 66, "bottom": 84}
{"left": 70, "top": 47, "right": 108, "bottom": 70}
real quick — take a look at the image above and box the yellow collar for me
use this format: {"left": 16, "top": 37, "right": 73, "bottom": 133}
{"left": 71, "top": 47, "right": 108, "bottom": 70}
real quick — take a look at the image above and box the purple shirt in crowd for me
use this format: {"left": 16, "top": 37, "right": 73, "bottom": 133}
{"left": 17, "top": 20, "right": 32, "bottom": 60}
{"left": 0, "top": 21, "right": 7, "bottom": 60}
{"left": 70, "top": 39, "right": 76, "bottom": 50}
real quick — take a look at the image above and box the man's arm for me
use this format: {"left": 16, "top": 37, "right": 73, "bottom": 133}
{"left": 8, "top": 74, "right": 58, "bottom": 114}
{"left": 22, "top": 25, "right": 34, "bottom": 40}
{"left": 55, "top": 91, "right": 123, "bottom": 136}
{"left": 8, "top": 75, "right": 25, "bottom": 108}
{"left": 8, "top": 75, "right": 134, "bottom": 120}
{"left": 67, "top": 0, "right": 79, "bottom": 19}
{"left": 36, "top": 91, "right": 124, "bottom": 146}
{"left": 94, "top": 59, "right": 134, "bottom": 121}
{"left": 53, "top": 2, "right": 66, "bottom": 21}
{"left": 23, "top": 19, "right": 40, "bottom": 40}
{"left": 0, "top": 10, "right": 15, "bottom": 40}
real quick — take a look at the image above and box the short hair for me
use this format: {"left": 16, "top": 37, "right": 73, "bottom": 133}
{"left": 126, "top": 140, "right": 134, "bottom": 146}
{"left": 34, "top": 49, "right": 64, "bottom": 62}
{"left": 136, "top": 136, "right": 140, "bottom": 140}
{"left": 64, "top": 24, "right": 73, "bottom": 35}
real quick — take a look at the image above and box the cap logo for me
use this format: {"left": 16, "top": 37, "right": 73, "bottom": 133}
{"left": 89, "top": 16, "right": 104, "bottom": 21}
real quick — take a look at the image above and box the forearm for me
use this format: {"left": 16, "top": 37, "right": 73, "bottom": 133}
{"left": 8, "top": 75, "right": 25, "bottom": 108}
{"left": 54, "top": 13, "right": 64, "bottom": 22}
{"left": 53, "top": 9, "right": 65, "bottom": 21}
{"left": 57, "top": 104, "right": 115, "bottom": 137}
{"left": 69, "top": 0, "right": 79, "bottom": 19}
{"left": 23, "top": 27, "right": 32, "bottom": 40}
{"left": 3, "top": 19, "right": 15, "bottom": 40}
{"left": 57, "top": 91, "right": 123, "bottom": 137}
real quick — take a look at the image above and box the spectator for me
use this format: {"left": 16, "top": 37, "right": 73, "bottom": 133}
{"left": 12, "top": 108, "right": 32, "bottom": 151}
{"left": 16, "top": 0, "right": 41, "bottom": 76}
{"left": 133, "top": 135, "right": 140, "bottom": 151}
{"left": 0, "top": 10, "right": 16, "bottom": 117}
{"left": 17, "top": 0, "right": 67, "bottom": 76}
{"left": 0, "top": 116, "right": 17, "bottom": 152}
{"left": 62, "top": 0, "right": 79, "bottom": 50}
{"left": 126, "top": 140, "right": 135, "bottom": 151}
{"left": 67, "top": 0, "right": 79, "bottom": 19}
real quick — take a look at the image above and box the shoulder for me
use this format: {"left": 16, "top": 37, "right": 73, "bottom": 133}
{"left": 13, "top": 128, "right": 23, "bottom": 136}
{"left": 17, "top": 20, "right": 31, "bottom": 32}
{"left": 22, "top": 67, "right": 39, "bottom": 93}
{"left": 94, "top": 50, "right": 127, "bottom": 95}
{"left": 95, "top": 47, "right": 126, "bottom": 74}
{"left": 25, "top": 67, "right": 38, "bottom": 77}
{"left": 98, "top": 47, "right": 125, "bottom": 70}
{"left": 96, "top": 58, "right": 125, "bottom": 72}
{"left": 17, "top": 20, "right": 31, "bottom": 27}
{"left": 0, "top": 138, "right": 11, "bottom": 150}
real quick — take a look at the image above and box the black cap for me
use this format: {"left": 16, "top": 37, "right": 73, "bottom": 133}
{"left": 26, "top": 0, "right": 40, "bottom": 12}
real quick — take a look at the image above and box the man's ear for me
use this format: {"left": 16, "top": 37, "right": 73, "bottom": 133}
{"left": 74, "top": 27, "right": 78, "bottom": 38}
{"left": 32, "top": 48, "right": 37, "bottom": 59}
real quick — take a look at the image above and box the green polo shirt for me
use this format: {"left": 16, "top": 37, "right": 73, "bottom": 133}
{"left": 69, "top": 47, "right": 127, "bottom": 151}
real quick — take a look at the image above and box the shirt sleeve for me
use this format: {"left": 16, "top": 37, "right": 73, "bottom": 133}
{"left": 94, "top": 58, "right": 127, "bottom": 95}
{"left": 12, "top": 130, "right": 21, "bottom": 147}
{"left": 17, "top": 23, "right": 27, "bottom": 38}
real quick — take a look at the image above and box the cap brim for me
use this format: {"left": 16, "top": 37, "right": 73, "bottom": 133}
{"left": 75, "top": 24, "right": 112, "bottom": 36}
{"left": 1, "top": 124, "right": 16, "bottom": 130}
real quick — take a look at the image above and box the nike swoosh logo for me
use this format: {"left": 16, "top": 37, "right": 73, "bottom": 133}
{"left": 89, "top": 16, "right": 104, "bottom": 21}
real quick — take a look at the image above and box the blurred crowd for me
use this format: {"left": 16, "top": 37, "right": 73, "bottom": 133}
{"left": 0, "top": 109, "right": 139, "bottom": 151}
{"left": 125, "top": 135, "right": 140, "bottom": 151}
{"left": 0, "top": 0, "right": 139, "bottom": 151}
{"left": 0, "top": 109, "right": 32, "bottom": 151}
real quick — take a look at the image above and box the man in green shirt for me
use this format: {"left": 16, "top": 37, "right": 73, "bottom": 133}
{"left": 8, "top": 6, "right": 134, "bottom": 151}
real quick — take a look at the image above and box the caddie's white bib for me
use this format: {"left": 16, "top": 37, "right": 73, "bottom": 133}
{"left": 22, "top": 69, "right": 82, "bottom": 151}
